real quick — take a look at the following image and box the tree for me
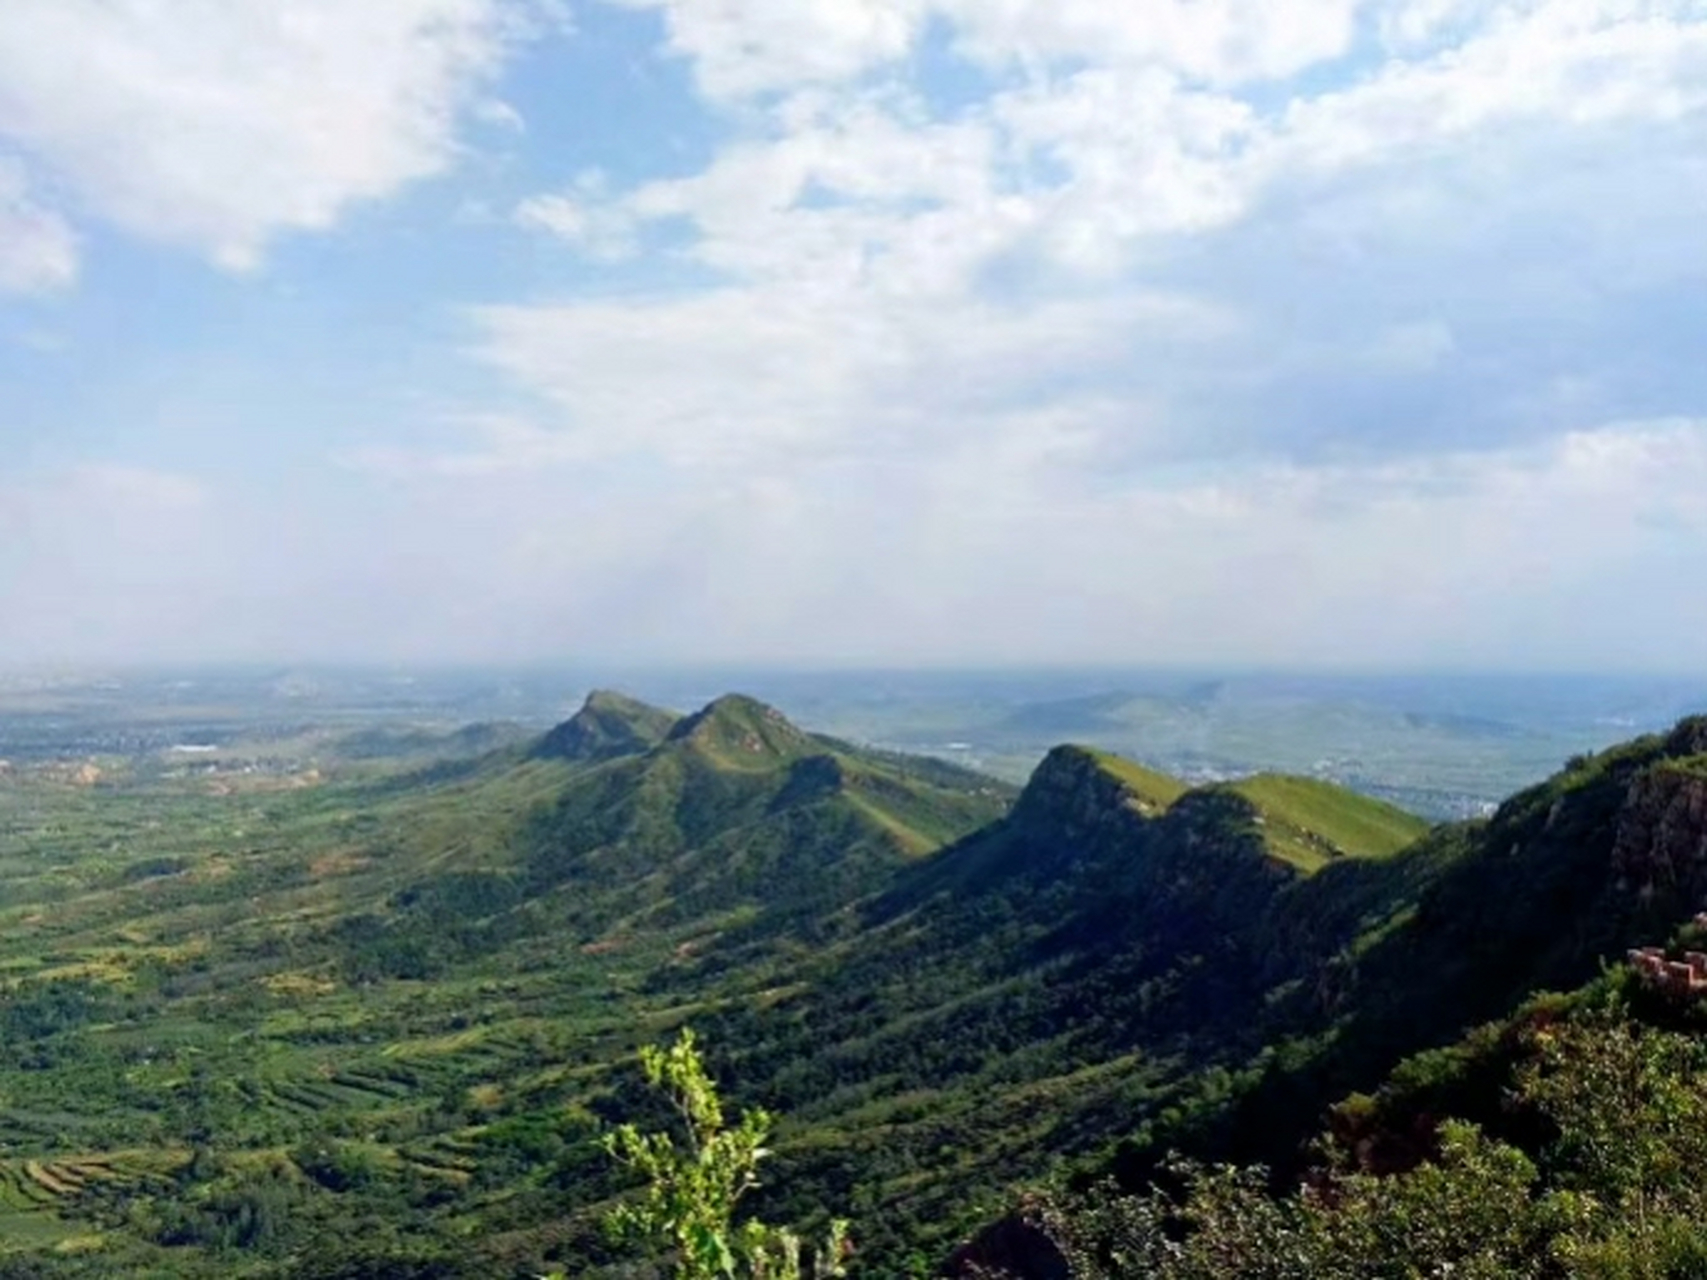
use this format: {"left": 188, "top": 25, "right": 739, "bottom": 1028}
{"left": 601, "top": 1029, "right": 849, "bottom": 1280}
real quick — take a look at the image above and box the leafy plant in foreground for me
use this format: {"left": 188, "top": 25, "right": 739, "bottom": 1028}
{"left": 598, "top": 1029, "right": 849, "bottom": 1280}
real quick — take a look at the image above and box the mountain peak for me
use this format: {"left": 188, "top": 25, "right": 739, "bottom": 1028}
{"left": 666, "top": 693, "right": 812, "bottom": 765}
{"left": 1012, "top": 745, "right": 1185, "bottom": 830}
{"left": 532, "top": 690, "right": 678, "bottom": 763}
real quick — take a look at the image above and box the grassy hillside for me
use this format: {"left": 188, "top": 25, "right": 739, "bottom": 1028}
{"left": 1221, "top": 773, "right": 1429, "bottom": 871}
{"left": 1080, "top": 749, "right": 1187, "bottom": 815}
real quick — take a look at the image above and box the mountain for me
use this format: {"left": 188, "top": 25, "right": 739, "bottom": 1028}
{"left": 941, "top": 717, "right": 1707, "bottom": 1277}
{"left": 1095, "top": 715, "right": 1707, "bottom": 1183}
{"left": 531, "top": 688, "right": 679, "bottom": 763}
{"left": 516, "top": 692, "right": 1014, "bottom": 933}
{"left": 4, "top": 698, "right": 1707, "bottom": 1278}
{"left": 326, "top": 691, "right": 1014, "bottom": 984}
{"left": 665, "top": 743, "right": 1438, "bottom": 1262}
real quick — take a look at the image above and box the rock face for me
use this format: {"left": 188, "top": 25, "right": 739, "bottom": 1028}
{"left": 942, "top": 1201, "right": 1071, "bottom": 1280}
{"left": 1612, "top": 762, "right": 1707, "bottom": 903}
{"left": 1008, "top": 747, "right": 1157, "bottom": 853}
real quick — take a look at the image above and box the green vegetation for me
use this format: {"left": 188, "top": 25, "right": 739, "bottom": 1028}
{"left": 1081, "top": 751, "right": 1186, "bottom": 816}
{"left": 0, "top": 692, "right": 1018, "bottom": 1275}
{"left": 598, "top": 1029, "right": 848, "bottom": 1279}
{"left": 1220, "top": 774, "right": 1429, "bottom": 872}
{"left": 1005, "top": 990, "right": 1707, "bottom": 1278}
{"left": 0, "top": 692, "right": 1704, "bottom": 1278}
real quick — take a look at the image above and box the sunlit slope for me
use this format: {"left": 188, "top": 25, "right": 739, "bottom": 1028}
{"left": 1046, "top": 749, "right": 1427, "bottom": 869}
{"left": 1080, "top": 747, "right": 1187, "bottom": 815}
{"left": 1220, "top": 773, "right": 1430, "bottom": 871}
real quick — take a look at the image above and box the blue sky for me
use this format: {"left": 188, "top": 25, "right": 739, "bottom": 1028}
{"left": 1, "top": 0, "right": 1705, "bottom": 669}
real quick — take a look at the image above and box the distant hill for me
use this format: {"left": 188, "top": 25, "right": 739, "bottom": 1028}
{"left": 329, "top": 719, "right": 532, "bottom": 762}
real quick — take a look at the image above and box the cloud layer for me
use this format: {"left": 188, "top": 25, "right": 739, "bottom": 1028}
{"left": 0, "top": 0, "right": 557, "bottom": 274}
{"left": 3, "top": 0, "right": 1706, "bottom": 667}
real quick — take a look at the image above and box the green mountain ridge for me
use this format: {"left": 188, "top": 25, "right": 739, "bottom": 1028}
{"left": 514, "top": 692, "right": 1013, "bottom": 936}
{"left": 1107, "top": 714, "right": 1707, "bottom": 1184}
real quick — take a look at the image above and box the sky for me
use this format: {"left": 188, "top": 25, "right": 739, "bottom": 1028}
{"left": 1, "top": 0, "right": 1705, "bottom": 670}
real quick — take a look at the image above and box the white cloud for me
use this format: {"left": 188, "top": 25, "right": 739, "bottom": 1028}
{"left": 493, "top": 0, "right": 1707, "bottom": 485}
{"left": 0, "top": 0, "right": 559, "bottom": 269}
{"left": 610, "top": 0, "right": 927, "bottom": 99}
{"left": 989, "top": 0, "right": 1707, "bottom": 272}
{"left": 10, "top": 0, "right": 1707, "bottom": 667}
{"left": 467, "top": 282, "right": 1218, "bottom": 471}
{"left": 1269, "top": 3, "right": 1707, "bottom": 170}
{"left": 515, "top": 171, "right": 643, "bottom": 260}
{"left": 529, "top": 1, "right": 1707, "bottom": 286}
{"left": 278, "top": 414, "right": 1707, "bottom": 667}
{"left": 937, "top": 0, "right": 1364, "bottom": 85}
{"left": 400, "top": 0, "right": 1707, "bottom": 670}
{"left": 0, "top": 158, "right": 76, "bottom": 293}
{"left": 616, "top": 0, "right": 1365, "bottom": 98}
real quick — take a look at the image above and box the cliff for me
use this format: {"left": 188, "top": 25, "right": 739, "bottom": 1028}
{"left": 1612, "top": 756, "right": 1707, "bottom": 904}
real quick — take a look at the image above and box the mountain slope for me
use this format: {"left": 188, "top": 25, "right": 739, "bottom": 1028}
{"left": 531, "top": 689, "right": 680, "bottom": 763}
{"left": 662, "top": 746, "right": 1442, "bottom": 1262}
{"left": 316, "top": 692, "right": 1015, "bottom": 986}
{"left": 516, "top": 693, "right": 1014, "bottom": 932}
{"left": 1115, "top": 715, "right": 1707, "bottom": 1180}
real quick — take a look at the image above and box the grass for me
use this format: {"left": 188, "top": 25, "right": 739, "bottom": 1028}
{"left": 1079, "top": 748, "right": 1427, "bottom": 871}
{"left": 1085, "top": 750, "right": 1189, "bottom": 815}
{"left": 1225, "top": 774, "right": 1431, "bottom": 873}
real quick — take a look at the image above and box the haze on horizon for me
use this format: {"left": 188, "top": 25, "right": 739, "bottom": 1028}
{"left": 2, "top": 1, "right": 1704, "bottom": 672}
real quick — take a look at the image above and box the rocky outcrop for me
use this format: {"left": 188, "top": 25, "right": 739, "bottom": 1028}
{"left": 1611, "top": 762, "right": 1707, "bottom": 903}
{"left": 1008, "top": 747, "right": 1156, "bottom": 848}
{"left": 942, "top": 1199, "right": 1070, "bottom": 1280}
